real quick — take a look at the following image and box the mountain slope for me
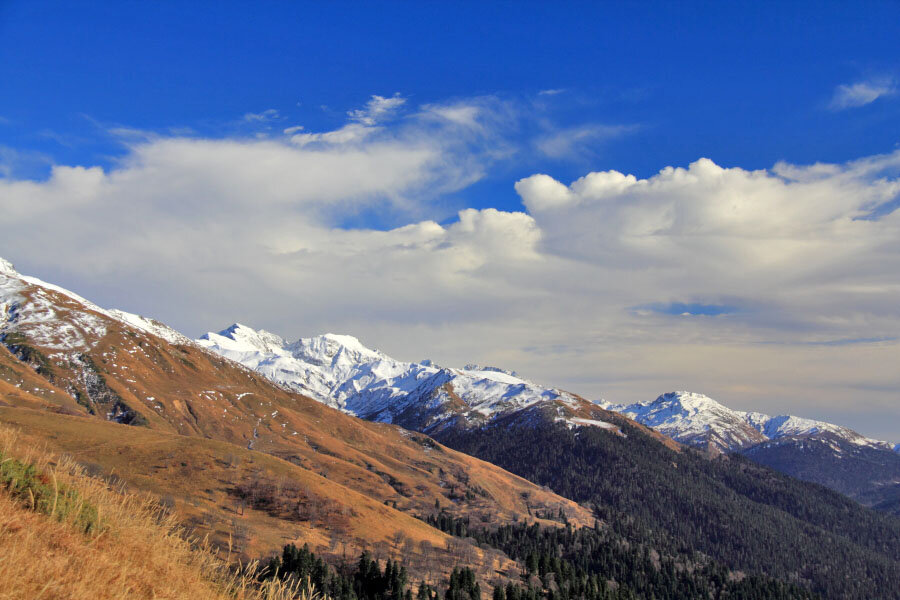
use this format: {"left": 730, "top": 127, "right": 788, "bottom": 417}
{"left": 0, "top": 258, "right": 592, "bottom": 569}
{"left": 7, "top": 258, "right": 900, "bottom": 598}
{"left": 197, "top": 323, "right": 673, "bottom": 446}
{"left": 604, "top": 391, "right": 900, "bottom": 513}
{"left": 203, "top": 323, "right": 900, "bottom": 599}
{"left": 0, "top": 420, "right": 317, "bottom": 600}
{"left": 440, "top": 419, "right": 900, "bottom": 600}
{"left": 1, "top": 258, "right": 833, "bottom": 598}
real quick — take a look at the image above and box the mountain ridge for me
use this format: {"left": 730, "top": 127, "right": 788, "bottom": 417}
{"left": 602, "top": 391, "right": 900, "bottom": 513}
{"left": 199, "top": 322, "right": 898, "bottom": 453}
{"left": 601, "top": 390, "right": 898, "bottom": 454}
{"left": 0, "top": 257, "right": 594, "bottom": 567}
{"left": 198, "top": 322, "right": 900, "bottom": 516}
{"left": 197, "top": 322, "right": 625, "bottom": 436}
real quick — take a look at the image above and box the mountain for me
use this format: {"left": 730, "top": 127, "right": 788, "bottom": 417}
{"left": 602, "top": 391, "right": 897, "bottom": 454}
{"left": 6, "top": 258, "right": 900, "bottom": 598}
{"left": 198, "top": 326, "right": 900, "bottom": 515}
{"left": 0, "top": 257, "right": 593, "bottom": 571}
{"left": 2, "top": 257, "right": 841, "bottom": 599}
{"left": 196, "top": 324, "right": 636, "bottom": 437}
{"left": 200, "top": 323, "right": 900, "bottom": 599}
{"left": 602, "top": 391, "right": 900, "bottom": 513}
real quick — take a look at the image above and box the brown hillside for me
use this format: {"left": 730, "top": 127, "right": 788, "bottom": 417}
{"left": 0, "top": 270, "right": 592, "bottom": 586}
{"left": 0, "top": 422, "right": 320, "bottom": 600}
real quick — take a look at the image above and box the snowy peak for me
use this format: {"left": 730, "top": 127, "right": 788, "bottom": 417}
{"left": 0, "top": 256, "right": 189, "bottom": 351}
{"left": 199, "top": 323, "right": 287, "bottom": 354}
{"left": 288, "top": 333, "right": 386, "bottom": 367}
{"left": 462, "top": 364, "right": 521, "bottom": 379}
{"left": 649, "top": 391, "right": 733, "bottom": 416}
{"left": 603, "top": 391, "right": 767, "bottom": 451}
{"left": 0, "top": 258, "right": 17, "bottom": 277}
{"left": 605, "top": 390, "right": 896, "bottom": 454}
{"left": 196, "top": 323, "right": 611, "bottom": 433}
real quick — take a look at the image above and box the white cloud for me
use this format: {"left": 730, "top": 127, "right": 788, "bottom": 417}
{"left": 243, "top": 108, "right": 281, "bottom": 122}
{"left": 347, "top": 93, "right": 406, "bottom": 125}
{"left": 290, "top": 122, "right": 379, "bottom": 147}
{"left": 2, "top": 97, "right": 900, "bottom": 438}
{"left": 535, "top": 124, "right": 637, "bottom": 159}
{"left": 829, "top": 77, "right": 897, "bottom": 110}
{"left": 515, "top": 155, "right": 900, "bottom": 341}
{"left": 0, "top": 145, "right": 53, "bottom": 178}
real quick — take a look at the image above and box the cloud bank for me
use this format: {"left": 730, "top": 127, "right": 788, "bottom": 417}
{"left": 2, "top": 95, "right": 900, "bottom": 439}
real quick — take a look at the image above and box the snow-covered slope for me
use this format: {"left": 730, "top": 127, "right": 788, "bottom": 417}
{"left": 1, "top": 257, "right": 191, "bottom": 350}
{"left": 197, "top": 323, "right": 612, "bottom": 433}
{"left": 602, "top": 391, "right": 897, "bottom": 453}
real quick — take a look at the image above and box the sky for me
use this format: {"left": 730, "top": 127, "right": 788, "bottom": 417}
{"left": 1, "top": 1, "right": 900, "bottom": 440}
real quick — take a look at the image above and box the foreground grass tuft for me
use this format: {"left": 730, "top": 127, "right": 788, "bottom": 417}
{"left": 1, "top": 451, "right": 101, "bottom": 533}
{"left": 0, "top": 423, "right": 324, "bottom": 600}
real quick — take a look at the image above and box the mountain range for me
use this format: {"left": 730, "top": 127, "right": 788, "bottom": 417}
{"left": 197, "top": 322, "right": 900, "bottom": 514}
{"left": 3, "top": 256, "right": 900, "bottom": 599}
{"left": 0, "top": 256, "right": 588, "bottom": 566}
{"left": 196, "top": 323, "right": 629, "bottom": 436}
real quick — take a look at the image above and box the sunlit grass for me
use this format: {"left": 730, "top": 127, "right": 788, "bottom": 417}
{"left": 0, "top": 423, "right": 325, "bottom": 600}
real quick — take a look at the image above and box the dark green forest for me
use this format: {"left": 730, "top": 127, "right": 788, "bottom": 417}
{"left": 438, "top": 420, "right": 900, "bottom": 600}
{"left": 262, "top": 535, "right": 814, "bottom": 600}
{"left": 424, "top": 512, "right": 815, "bottom": 600}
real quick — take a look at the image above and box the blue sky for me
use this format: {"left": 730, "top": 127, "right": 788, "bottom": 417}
{"left": 3, "top": 1, "right": 899, "bottom": 198}
{"left": 1, "top": 1, "right": 900, "bottom": 438}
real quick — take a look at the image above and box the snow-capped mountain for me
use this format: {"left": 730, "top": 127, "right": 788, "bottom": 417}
{"left": 1, "top": 256, "right": 600, "bottom": 559}
{"left": 601, "top": 391, "right": 897, "bottom": 454}
{"left": 1, "top": 257, "right": 190, "bottom": 351}
{"left": 601, "top": 391, "right": 900, "bottom": 512}
{"left": 197, "top": 323, "right": 619, "bottom": 434}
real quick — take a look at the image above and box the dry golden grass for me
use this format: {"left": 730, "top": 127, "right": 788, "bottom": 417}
{"left": 0, "top": 424, "right": 322, "bottom": 600}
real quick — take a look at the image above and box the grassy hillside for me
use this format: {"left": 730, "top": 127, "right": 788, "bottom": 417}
{"left": 1, "top": 404, "right": 542, "bottom": 591}
{"left": 0, "top": 422, "right": 314, "bottom": 600}
{"left": 0, "top": 280, "right": 592, "bottom": 532}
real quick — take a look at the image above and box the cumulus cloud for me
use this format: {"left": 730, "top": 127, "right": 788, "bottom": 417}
{"left": 2, "top": 97, "right": 900, "bottom": 438}
{"left": 515, "top": 157, "right": 900, "bottom": 330}
{"left": 829, "top": 77, "right": 897, "bottom": 110}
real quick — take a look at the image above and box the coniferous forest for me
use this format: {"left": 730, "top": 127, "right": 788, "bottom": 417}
{"left": 438, "top": 421, "right": 900, "bottom": 599}
{"left": 263, "top": 535, "right": 815, "bottom": 600}
{"left": 423, "top": 513, "right": 815, "bottom": 600}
